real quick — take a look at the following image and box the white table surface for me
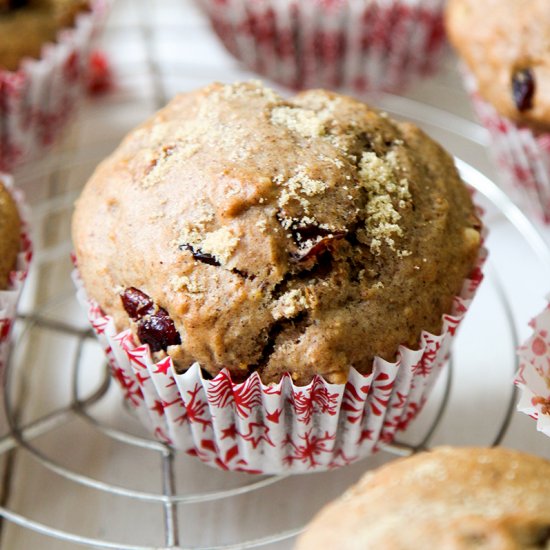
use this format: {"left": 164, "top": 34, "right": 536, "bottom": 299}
{"left": 1, "top": 1, "right": 550, "bottom": 549}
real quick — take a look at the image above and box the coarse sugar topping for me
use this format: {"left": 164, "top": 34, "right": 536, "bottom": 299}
{"left": 359, "top": 151, "right": 412, "bottom": 256}
{"left": 271, "top": 105, "right": 326, "bottom": 138}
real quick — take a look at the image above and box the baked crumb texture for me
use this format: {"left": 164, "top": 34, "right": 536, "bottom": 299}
{"left": 73, "top": 81, "right": 482, "bottom": 385}
{"left": 296, "top": 447, "right": 550, "bottom": 550}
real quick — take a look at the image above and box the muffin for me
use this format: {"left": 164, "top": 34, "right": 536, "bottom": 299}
{"left": 197, "top": 0, "right": 448, "bottom": 93}
{"left": 446, "top": 0, "right": 550, "bottom": 223}
{"left": 516, "top": 300, "right": 550, "bottom": 438}
{"left": 0, "top": 179, "right": 20, "bottom": 289}
{"left": 0, "top": 0, "right": 90, "bottom": 71}
{"left": 73, "top": 81, "right": 484, "bottom": 473}
{"left": 296, "top": 447, "right": 550, "bottom": 549}
{"left": 0, "top": 0, "right": 106, "bottom": 170}
{"left": 0, "top": 175, "right": 31, "bottom": 376}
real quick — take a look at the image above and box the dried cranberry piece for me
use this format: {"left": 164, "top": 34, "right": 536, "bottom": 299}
{"left": 293, "top": 231, "right": 346, "bottom": 262}
{"left": 137, "top": 308, "right": 181, "bottom": 352}
{"left": 180, "top": 244, "right": 220, "bottom": 266}
{"left": 298, "top": 250, "right": 333, "bottom": 279}
{"left": 121, "top": 287, "right": 154, "bottom": 320}
{"left": 512, "top": 68, "right": 535, "bottom": 112}
{"left": 292, "top": 224, "right": 334, "bottom": 243}
{"left": 121, "top": 288, "right": 181, "bottom": 352}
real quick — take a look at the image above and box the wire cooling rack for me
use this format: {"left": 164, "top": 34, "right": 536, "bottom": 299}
{"left": 2, "top": 1, "right": 550, "bottom": 549}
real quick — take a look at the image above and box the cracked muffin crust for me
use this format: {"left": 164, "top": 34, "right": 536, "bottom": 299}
{"left": 0, "top": 0, "right": 90, "bottom": 71}
{"left": 0, "top": 179, "right": 20, "bottom": 290}
{"left": 296, "top": 447, "right": 550, "bottom": 550}
{"left": 72, "top": 81, "right": 481, "bottom": 385}
{"left": 446, "top": 0, "right": 550, "bottom": 132}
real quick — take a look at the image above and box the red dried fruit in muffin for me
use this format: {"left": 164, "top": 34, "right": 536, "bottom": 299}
{"left": 121, "top": 287, "right": 154, "bottom": 320}
{"left": 136, "top": 308, "right": 181, "bottom": 352}
{"left": 121, "top": 287, "right": 181, "bottom": 352}
{"left": 293, "top": 230, "right": 347, "bottom": 262}
{"left": 292, "top": 224, "right": 335, "bottom": 242}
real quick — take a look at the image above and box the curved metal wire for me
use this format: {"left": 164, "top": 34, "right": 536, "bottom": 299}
{"left": 0, "top": 505, "right": 305, "bottom": 550}
{"left": 484, "top": 263, "right": 520, "bottom": 447}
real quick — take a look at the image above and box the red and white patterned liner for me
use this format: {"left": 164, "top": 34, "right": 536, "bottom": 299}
{"left": 74, "top": 245, "right": 485, "bottom": 474}
{"left": 463, "top": 72, "right": 550, "bottom": 224}
{"left": 197, "top": 0, "right": 447, "bottom": 93}
{"left": 0, "top": 174, "right": 32, "bottom": 378}
{"left": 516, "top": 298, "right": 550, "bottom": 437}
{"left": 0, "top": 0, "right": 108, "bottom": 172}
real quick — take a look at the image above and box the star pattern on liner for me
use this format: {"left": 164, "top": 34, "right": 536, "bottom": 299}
{"left": 154, "top": 357, "right": 172, "bottom": 376}
{"left": 239, "top": 422, "right": 275, "bottom": 449}
{"left": 184, "top": 385, "right": 212, "bottom": 431}
{"left": 111, "top": 366, "right": 143, "bottom": 406}
{"left": 283, "top": 430, "right": 336, "bottom": 468}
{"left": 289, "top": 376, "right": 340, "bottom": 424}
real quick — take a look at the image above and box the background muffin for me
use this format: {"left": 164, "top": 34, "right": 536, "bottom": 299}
{"left": 197, "top": 0, "right": 448, "bottom": 93}
{"left": 0, "top": 178, "right": 20, "bottom": 289}
{"left": 446, "top": 0, "right": 550, "bottom": 223}
{"left": 73, "top": 81, "right": 484, "bottom": 473}
{"left": 296, "top": 447, "right": 550, "bottom": 549}
{"left": 0, "top": 175, "right": 31, "bottom": 383}
{"left": 73, "top": 81, "right": 481, "bottom": 386}
{"left": 0, "top": 0, "right": 90, "bottom": 71}
{"left": 0, "top": 0, "right": 106, "bottom": 170}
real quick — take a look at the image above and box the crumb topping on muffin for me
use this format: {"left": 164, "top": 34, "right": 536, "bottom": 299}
{"left": 73, "top": 81, "right": 481, "bottom": 385}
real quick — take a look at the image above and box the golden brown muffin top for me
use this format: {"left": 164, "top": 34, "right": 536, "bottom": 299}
{"left": 0, "top": 0, "right": 90, "bottom": 71}
{"left": 446, "top": 0, "right": 550, "bottom": 131}
{"left": 296, "top": 447, "right": 550, "bottom": 550}
{"left": 0, "top": 180, "right": 20, "bottom": 290}
{"left": 73, "top": 81, "right": 481, "bottom": 385}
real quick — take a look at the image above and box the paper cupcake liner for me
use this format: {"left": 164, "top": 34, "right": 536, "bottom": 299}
{"left": 73, "top": 244, "right": 485, "bottom": 474}
{"left": 0, "top": 174, "right": 32, "bottom": 382}
{"left": 197, "top": 0, "right": 447, "bottom": 93}
{"left": 0, "top": 0, "right": 109, "bottom": 171}
{"left": 516, "top": 298, "right": 550, "bottom": 437}
{"left": 85, "top": 50, "right": 114, "bottom": 97}
{"left": 463, "top": 72, "right": 550, "bottom": 224}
